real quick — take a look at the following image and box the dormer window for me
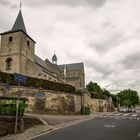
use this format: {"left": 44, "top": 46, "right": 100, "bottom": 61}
{"left": 9, "top": 37, "right": 13, "bottom": 42}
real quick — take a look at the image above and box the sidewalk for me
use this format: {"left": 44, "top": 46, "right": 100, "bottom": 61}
{"left": 0, "top": 112, "right": 108, "bottom": 140}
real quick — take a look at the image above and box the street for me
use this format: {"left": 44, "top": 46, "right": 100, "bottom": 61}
{"left": 32, "top": 112, "right": 140, "bottom": 140}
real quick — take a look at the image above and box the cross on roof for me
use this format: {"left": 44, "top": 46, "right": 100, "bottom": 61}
{"left": 19, "top": 1, "right": 23, "bottom": 9}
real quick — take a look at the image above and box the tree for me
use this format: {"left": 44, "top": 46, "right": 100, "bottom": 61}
{"left": 102, "top": 88, "right": 111, "bottom": 97}
{"left": 117, "top": 89, "right": 139, "bottom": 107}
{"left": 122, "top": 99, "right": 132, "bottom": 108}
{"left": 110, "top": 94, "right": 117, "bottom": 107}
{"left": 86, "top": 81, "right": 102, "bottom": 93}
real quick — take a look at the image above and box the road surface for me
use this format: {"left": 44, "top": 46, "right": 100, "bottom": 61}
{"left": 32, "top": 112, "right": 140, "bottom": 140}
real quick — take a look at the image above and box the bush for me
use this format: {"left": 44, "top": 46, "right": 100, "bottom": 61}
{"left": 90, "top": 92, "right": 107, "bottom": 99}
{"left": 81, "top": 106, "right": 91, "bottom": 115}
{"left": 84, "top": 107, "right": 90, "bottom": 115}
{"left": 0, "top": 100, "right": 26, "bottom": 116}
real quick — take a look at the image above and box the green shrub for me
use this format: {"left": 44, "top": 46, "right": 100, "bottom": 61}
{"left": 84, "top": 107, "right": 90, "bottom": 115}
{"left": 0, "top": 72, "right": 75, "bottom": 93}
{"left": 90, "top": 92, "right": 107, "bottom": 99}
{"left": 0, "top": 100, "right": 26, "bottom": 116}
{"left": 81, "top": 106, "right": 91, "bottom": 115}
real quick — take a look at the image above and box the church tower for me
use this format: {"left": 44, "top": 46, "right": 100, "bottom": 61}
{"left": 0, "top": 9, "right": 36, "bottom": 75}
{"left": 52, "top": 54, "right": 57, "bottom": 65}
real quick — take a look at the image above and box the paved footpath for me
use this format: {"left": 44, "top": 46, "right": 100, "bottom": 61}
{"left": 0, "top": 112, "right": 108, "bottom": 140}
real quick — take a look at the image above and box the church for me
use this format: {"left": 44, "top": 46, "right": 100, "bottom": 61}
{"left": 0, "top": 9, "right": 85, "bottom": 89}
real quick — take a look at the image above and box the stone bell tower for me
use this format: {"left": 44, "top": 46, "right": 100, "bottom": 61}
{"left": 52, "top": 53, "right": 57, "bottom": 65}
{"left": 0, "top": 9, "right": 36, "bottom": 75}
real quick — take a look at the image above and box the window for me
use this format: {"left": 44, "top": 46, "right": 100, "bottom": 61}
{"left": 6, "top": 58, "right": 13, "bottom": 70}
{"left": 9, "top": 37, "right": 13, "bottom": 42}
{"left": 73, "top": 72, "right": 75, "bottom": 76}
{"left": 27, "top": 41, "right": 30, "bottom": 46}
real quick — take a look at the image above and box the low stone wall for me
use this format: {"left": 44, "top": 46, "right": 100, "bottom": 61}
{"left": 89, "top": 98, "right": 109, "bottom": 112}
{"left": 3, "top": 86, "right": 82, "bottom": 115}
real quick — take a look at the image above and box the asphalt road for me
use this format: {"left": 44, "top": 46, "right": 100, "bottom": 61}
{"left": 32, "top": 113, "right": 140, "bottom": 140}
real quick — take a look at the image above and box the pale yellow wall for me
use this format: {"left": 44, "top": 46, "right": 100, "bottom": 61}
{"left": 0, "top": 31, "right": 35, "bottom": 75}
{"left": 90, "top": 98, "right": 109, "bottom": 112}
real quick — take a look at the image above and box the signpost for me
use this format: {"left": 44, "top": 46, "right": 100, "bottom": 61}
{"left": 5, "top": 81, "right": 10, "bottom": 90}
{"left": 109, "top": 96, "right": 112, "bottom": 112}
{"left": 14, "top": 73, "right": 27, "bottom": 134}
{"left": 3, "top": 81, "right": 10, "bottom": 96}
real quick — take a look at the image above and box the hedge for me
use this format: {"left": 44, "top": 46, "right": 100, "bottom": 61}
{"left": 0, "top": 97, "right": 27, "bottom": 116}
{"left": 90, "top": 92, "right": 107, "bottom": 99}
{"left": 0, "top": 72, "right": 75, "bottom": 93}
{"left": 81, "top": 106, "right": 90, "bottom": 115}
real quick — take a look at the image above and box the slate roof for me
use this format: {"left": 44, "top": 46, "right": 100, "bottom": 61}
{"left": 58, "top": 63, "right": 84, "bottom": 71}
{"left": 35, "top": 55, "right": 47, "bottom": 70}
{"left": 35, "top": 55, "right": 60, "bottom": 75}
{"left": 12, "top": 10, "right": 27, "bottom": 33}
{"left": 0, "top": 10, "right": 36, "bottom": 43}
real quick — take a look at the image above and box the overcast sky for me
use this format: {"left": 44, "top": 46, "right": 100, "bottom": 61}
{"left": 0, "top": 0, "right": 140, "bottom": 95}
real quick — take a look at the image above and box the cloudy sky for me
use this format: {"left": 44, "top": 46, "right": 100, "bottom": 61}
{"left": 0, "top": 0, "right": 140, "bottom": 95}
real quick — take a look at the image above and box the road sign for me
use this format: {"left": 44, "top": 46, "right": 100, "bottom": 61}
{"left": 109, "top": 96, "right": 112, "bottom": 102}
{"left": 14, "top": 73, "right": 27, "bottom": 83}
{"left": 14, "top": 73, "right": 27, "bottom": 134}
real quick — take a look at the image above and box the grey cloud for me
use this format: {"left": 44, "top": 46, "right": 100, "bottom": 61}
{"left": 24, "top": 0, "right": 109, "bottom": 8}
{"left": 88, "top": 32, "right": 124, "bottom": 54}
{"left": 121, "top": 52, "right": 140, "bottom": 69}
{"left": 0, "top": 0, "right": 17, "bottom": 8}
{"left": 86, "top": 0, "right": 108, "bottom": 8}
{"left": 128, "top": 80, "right": 140, "bottom": 87}
{"left": 86, "top": 60, "right": 113, "bottom": 76}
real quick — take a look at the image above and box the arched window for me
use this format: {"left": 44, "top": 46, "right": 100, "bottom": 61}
{"left": 6, "top": 58, "right": 13, "bottom": 70}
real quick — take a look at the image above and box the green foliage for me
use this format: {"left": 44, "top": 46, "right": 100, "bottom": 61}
{"left": 86, "top": 81, "right": 102, "bottom": 93}
{"left": 102, "top": 88, "right": 111, "bottom": 97}
{"left": 110, "top": 94, "right": 117, "bottom": 103}
{"left": 87, "top": 81, "right": 118, "bottom": 107}
{"left": 0, "top": 72, "right": 75, "bottom": 93}
{"left": 81, "top": 106, "right": 90, "bottom": 115}
{"left": 90, "top": 92, "right": 107, "bottom": 99}
{"left": 0, "top": 99, "right": 26, "bottom": 116}
{"left": 117, "top": 89, "right": 139, "bottom": 107}
{"left": 122, "top": 99, "right": 132, "bottom": 107}
{"left": 76, "top": 89, "right": 82, "bottom": 95}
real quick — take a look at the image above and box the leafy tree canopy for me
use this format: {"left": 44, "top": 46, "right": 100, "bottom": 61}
{"left": 122, "top": 99, "right": 132, "bottom": 108}
{"left": 86, "top": 81, "right": 102, "bottom": 93}
{"left": 117, "top": 89, "right": 139, "bottom": 107}
{"left": 102, "top": 88, "right": 111, "bottom": 97}
{"left": 86, "top": 81, "right": 118, "bottom": 106}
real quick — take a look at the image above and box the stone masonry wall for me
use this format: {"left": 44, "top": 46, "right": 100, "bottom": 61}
{"left": 3, "top": 86, "right": 82, "bottom": 115}
{"left": 90, "top": 98, "right": 109, "bottom": 112}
